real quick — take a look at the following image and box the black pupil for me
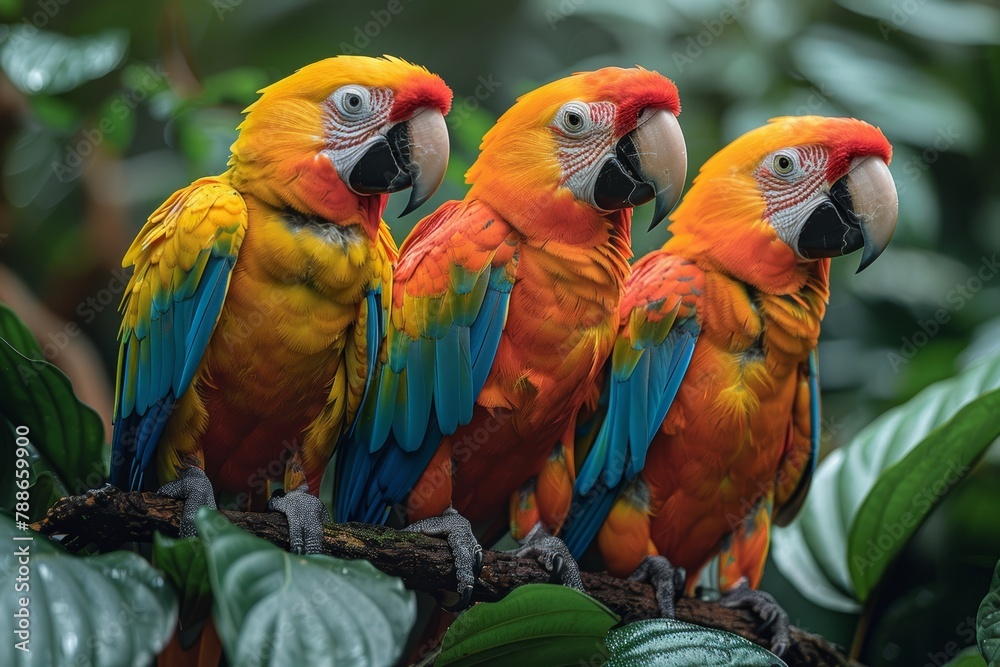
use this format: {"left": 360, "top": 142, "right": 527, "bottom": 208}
{"left": 778, "top": 156, "right": 791, "bottom": 170}
{"left": 348, "top": 95, "right": 361, "bottom": 109}
{"left": 567, "top": 113, "right": 582, "bottom": 128}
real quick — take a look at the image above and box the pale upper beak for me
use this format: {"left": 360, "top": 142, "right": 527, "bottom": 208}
{"left": 795, "top": 156, "right": 898, "bottom": 272}
{"left": 590, "top": 108, "right": 687, "bottom": 230}
{"left": 844, "top": 157, "right": 898, "bottom": 272}
{"left": 346, "top": 107, "right": 450, "bottom": 216}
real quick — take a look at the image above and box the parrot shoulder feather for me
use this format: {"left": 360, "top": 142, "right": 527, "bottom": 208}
{"left": 562, "top": 250, "right": 702, "bottom": 557}
{"left": 336, "top": 199, "right": 519, "bottom": 523}
{"left": 111, "top": 177, "right": 248, "bottom": 490}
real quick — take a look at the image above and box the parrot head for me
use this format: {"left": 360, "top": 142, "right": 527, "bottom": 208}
{"left": 229, "top": 55, "right": 452, "bottom": 237}
{"left": 466, "top": 67, "right": 686, "bottom": 243}
{"left": 667, "top": 115, "right": 898, "bottom": 292}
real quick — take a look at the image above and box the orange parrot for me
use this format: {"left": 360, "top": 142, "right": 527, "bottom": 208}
{"left": 559, "top": 116, "right": 898, "bottom": 652}
{"left": 109, "top": 56, "right": 452, "bottom": 554}
{"left": 336, "top": 67, "right": 687, "bottom": 603}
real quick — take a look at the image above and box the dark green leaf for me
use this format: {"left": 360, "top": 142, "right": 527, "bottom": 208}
{"left": 0, "top": 304, "right": 43, "bottom": 359}
{"left": 605, "top": 619, "right": 786, "bottom": 667}
{"left": 0, "top": 303, "right": 106, "bottom": 498}
{"left": 153, "top": 533, "right": 213, "bottom": 630}
{"left": 978, "top": 557, "right": 1000, "bottom": 664}
{"left": 0, "top": 420, "right": 62, "bottom": 521}
{"left": 773, "top": 350, "right": 1000, "bottom": 609}
{"left": 195, "top": 508, "right": 415, "bottom": 667}
{"left": 437, "top": 584, "right": 618, "bottom": 667}
{"left": 0, "top": 515, "right": 177, "bottom": 666}
{"left": 848, "top": 359, "right": 1000, "bottom": 601}
{"left": 942, "top": 646, "right": 987, "bottom": 667}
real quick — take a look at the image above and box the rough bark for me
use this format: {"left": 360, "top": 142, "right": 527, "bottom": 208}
{"left": 33, "top": 487, "right": 862, "bottom": 667}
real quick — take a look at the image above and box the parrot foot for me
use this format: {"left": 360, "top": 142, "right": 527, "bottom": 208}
{"left": 405, "top": 507, "right": 483, "bottom": 611}
{"left": 628, "top": 555, "right": 686, "bottom": 618}
{"left": 268, "top": 485, "right": 330, "bottom": 555}
{"left": 158, "top": 467, "right": 217, "bottom": 538}
{"left": 717, "top": 578, "right": 790, "bottom": 656}
{"left": 507, "top": 523, "right": 585, "bottom": 592}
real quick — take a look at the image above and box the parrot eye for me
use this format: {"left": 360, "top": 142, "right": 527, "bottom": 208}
{"left": 771, "top": 151, "right": 798, "bottom": 177}
{"left": 557, "top": 102, "right": 591, "bottom": 135}
{"left": 334, "top": 85, "right": 371, "bottom": 119}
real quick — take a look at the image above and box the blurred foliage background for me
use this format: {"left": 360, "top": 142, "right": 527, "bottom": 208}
{"left": 0, "top": 0, "right": 997, "bottom": 664}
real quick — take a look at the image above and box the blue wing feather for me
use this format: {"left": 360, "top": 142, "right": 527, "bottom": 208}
{"left": 808, "top": 348, "right": 820, "bottom": 475}
{"left": 110, "top": 252, "right": 237, "bottom": 491}
{"left": 335, "top": 269, "right": 514, "bottom": 524}
{"left": 346, "top": 289, "right": 382, "bottom": 439}
{"left": 561, "top": 317, "right": 700, "bottom": 559}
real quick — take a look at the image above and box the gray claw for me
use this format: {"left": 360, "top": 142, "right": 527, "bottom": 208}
{"left": 509, "top": 523, "right": 584, "bottom": 592}
{"left": 629, "top": 555, "right": 686, "bottom": 618}
{"left": 268, "top": 485, "right": 330, "bottom": 555}
{"left": 718, "top": 578, "right": 791, "bottom": 656}
{"left": 158, "top": 467, "right": 217, "bottom": 538}
{"left": 405, "top": 507, "right": 482, "bottom": 609}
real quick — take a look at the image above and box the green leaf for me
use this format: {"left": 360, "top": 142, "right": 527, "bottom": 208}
{"left": 604, "top": 619, "right": 786, "bottom": 667}
{"left": 437, "top": 584, "right": 618, "bottom": 667}
{"left": 0, "top": 27, "right": 128, "bottom": 95}
{"left": 848, "top": 361, "right": 1000, "bottom": 600}
{"left": 194, "top": 508, "right": 415, "bottom": 667}
{"left": 942, "top": 647, "right": 987, "bottom": 667}
{"left": 153, "top": 533, "right": 213, "bottom": 630}
{"left": 978, "top": 557, "right": 1000, "bottom": 664}
{"left": 0, "top": 304, "right": 43, "bottom": 359}
{"left": 0, "top": 303, "right": 106, "bottom": 501}
{"left": 0, "top": 515, "right": 177, "bottom": 666}
{"left": 774, "top": 350, "right": 1000, "bottom": 610}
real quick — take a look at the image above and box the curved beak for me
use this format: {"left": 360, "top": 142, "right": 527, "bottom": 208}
{"left": 347, "top": 107, "right": 450, "bottom": 216}
{"left": 591, "top": 108, "right": 687, "bottom": 230}
{"left": 796, "top": 157, "right": 898, "bottom": 273}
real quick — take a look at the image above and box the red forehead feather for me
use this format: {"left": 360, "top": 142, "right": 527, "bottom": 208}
{"left": 597, "top": 69, "right": 680, "bottom": 137}
{"left": 824, "top": 123, "right": 893, "bottom": 181}
{"left": 390, "top": 74, "right": 453, "bottom": 123}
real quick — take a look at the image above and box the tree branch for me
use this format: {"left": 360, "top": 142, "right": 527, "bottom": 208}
{"left": 33, "top": 487, "right": 862, "bottom": 667}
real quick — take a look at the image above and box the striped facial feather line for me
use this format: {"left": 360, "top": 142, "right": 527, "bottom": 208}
{"left": 554, "top": 102, "right": 615, "bottom": 194}
{"left": 754, "top": 144, "right": 829, "bottom": 241}
{"left": 323, "top": 87, "right": 394, "bottom": 148}
{"left": 321, "top": 87, "right": 394, "bottom": 179}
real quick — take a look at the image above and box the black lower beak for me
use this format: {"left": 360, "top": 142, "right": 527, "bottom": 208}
{"left": 796, "top": 177, "right": 864, "bottom": 260}
{"left": 348, "top": 122, "right": 413, "bottom": 195}
{"left": 593, "top": 133, "right": 656, "bottom": 213}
